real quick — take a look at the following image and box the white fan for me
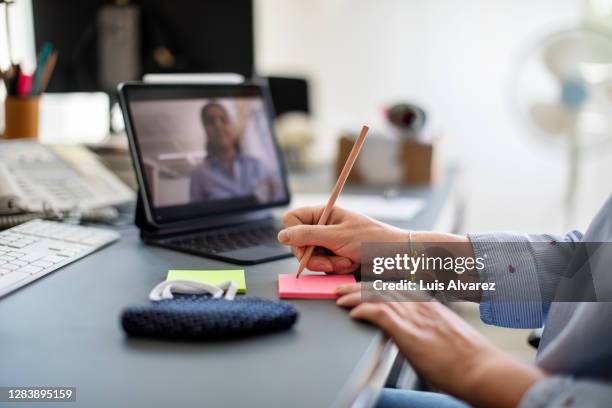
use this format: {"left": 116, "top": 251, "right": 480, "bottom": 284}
{"left": 511, "top": 27, "right": 612, "bottom": 220}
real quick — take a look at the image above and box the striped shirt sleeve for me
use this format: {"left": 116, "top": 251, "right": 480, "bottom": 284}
{"left": 467, "top": 230, "right": 583, "bottom": 328}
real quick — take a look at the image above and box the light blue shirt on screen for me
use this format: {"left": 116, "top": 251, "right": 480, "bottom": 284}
{"left": 189, "top": 153, "right": 278, "bottom": 202}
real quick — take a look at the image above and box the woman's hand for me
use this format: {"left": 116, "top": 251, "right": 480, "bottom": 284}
{"left": 336, "top": 284, "right": 545, "bottom": 408}
{"left": 277, "top": 206, "right": 409, "bottom": 274}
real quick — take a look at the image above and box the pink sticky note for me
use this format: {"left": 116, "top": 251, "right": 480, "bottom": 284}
{"left": 278, "top": 274, "right": 357, "bottom": 299}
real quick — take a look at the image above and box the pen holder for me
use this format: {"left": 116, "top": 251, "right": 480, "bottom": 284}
{"left": 3, "top": 96, "right": 40, "bottom": 139}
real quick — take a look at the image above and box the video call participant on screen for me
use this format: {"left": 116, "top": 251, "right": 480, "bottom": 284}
{"left": 190, "top": 102, "right": 280, "bottom": 203}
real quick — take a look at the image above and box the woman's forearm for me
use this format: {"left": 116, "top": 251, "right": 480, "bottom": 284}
{"left": 411, "top": 231, "right": 474, "bottom": 254}
{"left": 461, "top": 353, "right": 545, "bottom": 408}
{"left": 409, "top": 231, "right": 484, "bottom": 302}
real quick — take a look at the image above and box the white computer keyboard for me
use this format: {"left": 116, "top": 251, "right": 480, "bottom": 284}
{"left": 0, "top": 219, "right": 119, "bottom": 298}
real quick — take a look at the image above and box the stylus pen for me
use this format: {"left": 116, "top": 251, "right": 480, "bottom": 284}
{"left": 295, "top": 125, "right": 369, "bottom": 278}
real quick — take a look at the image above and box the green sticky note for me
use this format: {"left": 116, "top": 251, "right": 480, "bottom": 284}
{"left": 167, "top": 269, "right": 246, "bottom": 293}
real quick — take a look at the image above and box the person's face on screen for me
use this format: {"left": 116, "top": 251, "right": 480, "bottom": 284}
{"left": 202, "top": 104, "right": 237, "bottom": 156}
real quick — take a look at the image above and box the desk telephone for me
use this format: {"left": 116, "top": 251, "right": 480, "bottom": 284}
{"left": 0, "top": 141, "right": 134, "bottom": 228}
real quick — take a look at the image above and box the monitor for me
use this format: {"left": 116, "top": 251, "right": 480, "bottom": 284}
{"left": 32, "top": 0, "right": 254, "bottom": 93}
{"left": 119, "top": 83, "right": 290, "bottom": 227}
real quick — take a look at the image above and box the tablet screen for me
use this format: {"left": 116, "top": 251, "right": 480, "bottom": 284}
{"left": 121, "top": 84, "right": 290, "bottom": 224}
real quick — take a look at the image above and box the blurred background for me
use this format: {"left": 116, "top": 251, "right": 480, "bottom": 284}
{"left": 2, "top": 0, "right": 612, "bottom": 363}
{"left": 256, "top": 0, "right": 612, "bottom": 235}
{"left": 3, "top": 0, "right": 611, "bottom": 235}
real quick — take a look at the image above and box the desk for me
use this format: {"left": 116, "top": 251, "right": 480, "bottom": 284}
{"left": 0, "top": 170, "right": 459, "bottom": 408}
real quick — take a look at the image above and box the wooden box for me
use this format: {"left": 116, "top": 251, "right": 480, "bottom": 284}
{"left": 336, "top": 135, "right": 433, "bottom": 185}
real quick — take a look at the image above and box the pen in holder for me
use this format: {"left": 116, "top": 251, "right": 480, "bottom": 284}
{"left": 1, "top": 41, "right": 57, "bottom": 139}
{"left": 3, "top": 96, "right": 40, "bottom": 139}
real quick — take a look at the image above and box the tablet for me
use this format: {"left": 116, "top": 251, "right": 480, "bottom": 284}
{"left": 119, "top": 83, "right": 290, "bottom": 227}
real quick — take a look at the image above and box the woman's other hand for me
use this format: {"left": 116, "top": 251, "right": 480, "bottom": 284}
{"left": 335, "top": 283, "right": 545, "bottom": 408}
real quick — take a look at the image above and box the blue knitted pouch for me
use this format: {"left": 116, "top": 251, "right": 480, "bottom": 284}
{"left": 121, "top": 294, "right": 298, "bottom": 340}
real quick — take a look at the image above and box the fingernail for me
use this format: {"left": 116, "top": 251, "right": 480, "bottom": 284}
{"left": 338, "top": 259, "right": 351, "bottom": 268}
{"left": 335, "top": 285, "right": 347, "bottom": 293}
{"left": 278, "top": 229, "right": 290, "bottom": 243}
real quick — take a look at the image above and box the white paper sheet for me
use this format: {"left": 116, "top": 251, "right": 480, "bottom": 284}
{"left": 290, "top": 193, "right": 425, "bottom": 221}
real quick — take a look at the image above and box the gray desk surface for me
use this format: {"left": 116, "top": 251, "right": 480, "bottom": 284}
{"left": 0, "top": 170, "right": 457, "bottom": 408}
